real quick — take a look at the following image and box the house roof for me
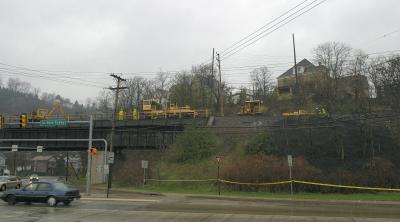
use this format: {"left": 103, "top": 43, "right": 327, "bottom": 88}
{"left": 277, "top": 58, "right": 316, "bottom": 79}
{"left": 32, "top": 155, "right": 55, "bottom": 161}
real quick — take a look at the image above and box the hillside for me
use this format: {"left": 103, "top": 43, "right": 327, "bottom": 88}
{"left": 0, "top": 83, "right": 87, "bottom": 116}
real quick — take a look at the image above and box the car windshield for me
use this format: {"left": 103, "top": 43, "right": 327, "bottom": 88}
{"left": 52, "top": 182, "right": 69, "bottom": 190}
{"left": 0, "top": 176, "right": 8, "bottom": 182}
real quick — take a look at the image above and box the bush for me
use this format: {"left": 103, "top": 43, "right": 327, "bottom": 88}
{"left": 167, "top": 127, "right": 218, "bottom": 163}
{"left": 221, "top": 155, "right": 320, "bottom": 192}
{"left": 244, "top": 132, "right": 278, "bottom": 155}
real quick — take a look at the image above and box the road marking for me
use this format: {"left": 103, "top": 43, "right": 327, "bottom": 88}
{"left": 81, "top": 197, "right": 159, "bottom": 202}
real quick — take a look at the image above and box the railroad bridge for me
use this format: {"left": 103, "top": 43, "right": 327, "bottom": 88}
{"left": 0, "top": 118, "right": 208, "bottom": 151}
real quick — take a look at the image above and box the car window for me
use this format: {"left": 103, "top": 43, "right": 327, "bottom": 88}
{"left": 8, "top": 177, "right": 16, "bottom": 181}
{"left": 0, "top": 176, "right": 7, "bottom": 182}
{"left": 52, "top": 182, "right": 69, "bottom": 190}
{"left": 37, "top": 183, "right": 52, "bottom": 191}
{"left": 24, "top": 183, "right": 38, "bottom": 191}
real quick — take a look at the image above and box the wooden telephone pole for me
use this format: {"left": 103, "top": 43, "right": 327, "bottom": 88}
{"left": 216, "top": 53, "right": 224, "bottom": 116}
{"left": 107, "top": 73, "right": 127, "bottom": 194}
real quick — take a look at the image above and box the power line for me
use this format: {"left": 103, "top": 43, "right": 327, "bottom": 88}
{"left": 198, "top": 0, "right": 312, "bottom": 65}
{"left": 220, "top": 0, "right": 310, "bottom": 55}
{"left": 0, "top": 69, "right": 105, "bottom": 89}
{"left": 221, "top": 0, "right": 328, "bottom": 60}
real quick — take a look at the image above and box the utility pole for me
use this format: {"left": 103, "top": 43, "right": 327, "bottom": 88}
{"left": 292, "top": 34, "right": 300, "bottom": 112}
{"left": 292, "top": 33, "right": 299, "bottom": 95}
{"left": 211, "top": 48, "right": 215, "bottom": 107}
{"left": 65, "top": 151, "right": 69, "bottom": 182}
{"left": 216, "top": 53, "right": 224, "bottom": 116}
{"left": 107, "top": 74, "right": 127, "bottom": 194}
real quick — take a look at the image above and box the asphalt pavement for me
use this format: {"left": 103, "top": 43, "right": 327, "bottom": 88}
{"left": 1, "top": 191, "right": 400, "bottom": 221}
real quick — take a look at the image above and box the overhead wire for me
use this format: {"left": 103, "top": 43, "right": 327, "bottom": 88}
{"left": 198, "top": 0, "right": 312, "bottom": 65}
{"left": 221, "top": 0, "right": 328, "bottom": 61}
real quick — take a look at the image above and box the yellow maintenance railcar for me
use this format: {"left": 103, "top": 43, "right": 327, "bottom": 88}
{"left": 141, "top": 99, "right": 199, "bottom": 119}
{"left": 238, "top": 100, "right": 266, "bottom": 115}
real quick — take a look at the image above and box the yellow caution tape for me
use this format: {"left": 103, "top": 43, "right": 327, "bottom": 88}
{"left": 145, "top": 178, "right": 400, "bottom": 191}
{"left": 293, "top": 180, "right": 400, "bottom": 191}
{"left": 219, "top": 179, "right": 292, "bottom": 186}
{"left": 146, "top": 178, "right": 291, "bottom": 186}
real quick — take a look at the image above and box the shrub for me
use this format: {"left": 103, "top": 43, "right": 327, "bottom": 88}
{"left": 168, "top": 127, "right": 218, "bottom": 163}
{"left": 244, "top": 132, "right": 278, "bottom": 155}
{"left": 221, "top": 155, "right": 320, "bottom": 192}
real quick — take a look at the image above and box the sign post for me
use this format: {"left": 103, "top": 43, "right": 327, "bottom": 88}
{"left": 12, "top": 145, "right": 18, "bottom": 176}
{"left": 108, "top": 152, "right": 114, "bottom": 164}
{"left": 288, "top": 155, "right": 293, "bottom": 195}
{"left": 142, "top": 160, "right": 148, "bottom": 186}
{"left": 216, "top": 156, "right": 222, "bottom": 196}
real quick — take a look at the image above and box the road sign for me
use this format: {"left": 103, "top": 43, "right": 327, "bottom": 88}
{"left": 96, "top": 165, "right": 103, "bottom": 172}
{"left": 11, "top": 145, "right": 18, "bottom": 152}
{"left": 37, "top": 146, "right": 43, "bottom": 153}
{"left": 104, "top": 164, "right": 109, "bottom": 174}
{"left": 141, "top": 160, "right": 148, "bottom": 169}
{"left": 288, "top": 155, "right": 293, "bottom": 167}
{"left": 107, "top": 152, "right": 114, "bottom": 164}
{"left": 40, "top": 119, "right": 67, "bottom": 127}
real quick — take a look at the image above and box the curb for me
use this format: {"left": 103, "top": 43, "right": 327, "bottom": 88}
{"left": 91, "top": 187, "right": 164, "bottom": 197}
{"left": 185, "top": 194, "right": 400, "bottom": 206}
{"left": 81, "top": 197, "right": 160, "bottom": 202}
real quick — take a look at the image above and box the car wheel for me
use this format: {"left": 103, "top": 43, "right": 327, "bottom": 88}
{"left": 1, "top": 185, "right": 6, "bottom": 191}
{"left": 63, "top": 201, "right": 71, "bottom": 206}
{"left": 7, "top": 195, "right": 16, "bottom": 205}
{"left": 47, "top": 196, "right": 57, "bottom": 207}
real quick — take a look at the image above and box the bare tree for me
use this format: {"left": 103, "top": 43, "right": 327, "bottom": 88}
{"left": 368, "top": 55, "right": 400, "bottom": 111}
{"left": 169, "top": 71, "right": 194, "bottom": 106}
{"left": 7, "top": 77, "right": 32, "bottom": 94}
{"left": 96, "top": 89, "right": 112, "bottom": 113}
{"left": 347, "top": 50, "right": 369, "bottom": 107}
{"left": 250, "top": 66, "right": 274, "bottom": 102}
{"left": 154, "top": 71, "right": 170, "bottom": 105}
{"left": 313, "top": 41, "right": 352, "bottom": 113}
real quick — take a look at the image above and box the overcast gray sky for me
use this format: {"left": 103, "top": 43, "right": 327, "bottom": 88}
{"left": 0, "top": 0, "right": 399, "bottom": 103}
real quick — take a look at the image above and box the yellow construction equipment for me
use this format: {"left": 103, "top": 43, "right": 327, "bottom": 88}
{"left": 0, "top": 114, "right": 4, "bottom": 129}
{"left": 282, "top": 107, "right": 327, "bottom": 117}
{"left": 238, "top": 100, "right": 265, "bottom": 115}
{"left": 141, "top": 99, "right": 200, "bottom": 119}
{"left": 29, "top": 101, "right": 67, "bottom": 121}
{"left": 142, "top": 99, "right": 165, "bottom": 119}
{"left": 166, "top": 103, "right": 198, "bottom": 118}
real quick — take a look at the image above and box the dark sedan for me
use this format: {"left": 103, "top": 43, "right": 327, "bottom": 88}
{"left": 1, "top": 181, "right": 80, "bottom": 206}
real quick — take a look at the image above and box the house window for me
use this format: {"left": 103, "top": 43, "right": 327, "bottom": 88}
{"left": 293, "top": 66, "right": 304, "bottom": 74}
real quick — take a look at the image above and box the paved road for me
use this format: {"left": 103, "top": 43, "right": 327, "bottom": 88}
{"left": 1, "top": 193, "right": 400, "bottom": 222}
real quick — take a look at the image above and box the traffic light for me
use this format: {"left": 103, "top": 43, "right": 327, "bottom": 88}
{"left": 0, "top": 115, "right": 4, "bottom": 129}
{"left": 90, "top": 147, "right": 97, "bottom": 156}
{"left": 20, "top": 113, "right": 27, "bottom": 128}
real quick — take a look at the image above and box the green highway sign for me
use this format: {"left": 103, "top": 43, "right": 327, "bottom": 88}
{"left": 40, "top": 119, "right": 67, "bottom": 127}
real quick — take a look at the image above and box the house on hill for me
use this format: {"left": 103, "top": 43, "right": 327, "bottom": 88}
{"left": 276, "top": 58, "right": 369, "bottom": 99}
{"left": 276, "top": 59, "right": 326, "bottom": 96}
